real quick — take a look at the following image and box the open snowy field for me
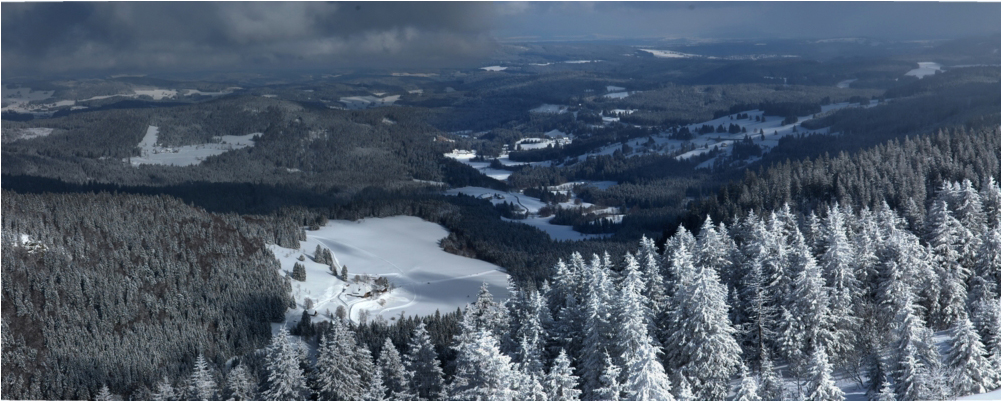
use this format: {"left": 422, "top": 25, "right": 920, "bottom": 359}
{"left": 268, "top": 216, "right": 510, "bottom": 327}
{"left": 129, "top": 125, "right": 258, "bottom": 167}
{"left": 1, "top": 127, "right": 54, "bottom": 143}
{"left": 530, "top": 104, "right": 569, "bottom": 114}
{"left": 480, "top": 65, "right": 507, "bottom": 71}
{"left": 570, "top": 99, "right": 883, "bottom": 167}
{"left": 905, "top": 61, "right": 942, "bottom": 78}
{"left": 836, "top": 78, "right": 858, "bottom": 88}
{"left": 339, "top": 94, "right": 400, "bottom": 109}
{"left": 639, "top": 48, "right": 700, "bottom": 58}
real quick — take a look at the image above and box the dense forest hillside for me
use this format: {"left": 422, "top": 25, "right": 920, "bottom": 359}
{"left": 1, "top": 191, "right": 302, "bottom": 399}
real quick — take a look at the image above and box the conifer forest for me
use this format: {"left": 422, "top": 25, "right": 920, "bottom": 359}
{"left": 2, "top": 2, "right": 1000, "bottom": 401}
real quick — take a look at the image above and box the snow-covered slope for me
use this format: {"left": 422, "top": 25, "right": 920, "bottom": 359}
{"left": 129, "top": 125, "right": 258, "bottom": 167}
{"left": 269, "top": 216, "right": 510, "bottom": 326}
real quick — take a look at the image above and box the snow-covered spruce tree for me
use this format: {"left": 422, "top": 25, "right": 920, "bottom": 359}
{"left": 925, "top": 199, "right": 970, "bottom": 328}
{"left": 695, "top": 216, "right": 736, "bottom": 280}
{"left": 509, "top": 287, "right": 550, "bottom": 379}
{"left": 664, "top": 245, "right": 741, "bottom": 400}
{"left": 186, "top": 353, "right": 217, "bottom": 401}
{"left": 980, "top": 177, "right": 1001, "bottom": 228}
{"left": 786, "top": 230, "right": 836, "bottom": 364}
{"left": 151, "top": 376, "right": 177, "bottom": 401}
{"left": 95, "top": 384, "right": 113, "bottom": 401}
{"left": 546, "top": 349, "right": 581, "bottom": 401}
{"left": 263, "top": 327, "right": 308, "bottom": 401}
{"left": 354, "top": 344, "right": 383, "bottom": 401}
{"left": 889, "top": 294, "right": 943, "bottom": 400}
{"left": 639, "top": 236, "right": 668, "bottom": 337}
{"left": 758, "top": 351, "right": 785, "bottom": 401}
{"left": 404, "top": 322, "right": 445, "bottom": 400}
{"left": 955, "top": 180, "right": 987, "bottom": 265}
{"left": 578, "top": 255, "right": 617, "bottom": 399}
{"left": 662, "top": 224, "right": 698, "bottom": 293}
{"left": 820, "top": 203, "right": 862, "bottom": 368}
{"left": 361, "top": 361, "right": 387, "bottom": 401}
{"left": 315, "top": 321, "right": 363, "bottom": 400}
{"left": 447, "top": 329, "right": 518, "bottom": 401}
{"left": 738, "top": 214, "right": 778, "bottom": 366}
{"left": 616, "top": 253, "right": 674, "bottom": 401}
{"left": 674, "top": 375, "right": 695, "bottom": 401}
{"left": 876, "top": 378, "right": 896, "bottom": 401}
{"left": 224, "top": 363, "right": 256, "bottom": 401}
{"left": 734, "top": 364, "right": 761, "bottom": 401}
{"left": 946, "top": 315, "right": 994, "bottom": 396}
{"left": 378, "top": 338, "right": 416, "bottom": 400}
{"left": 466, "top": 283, "right": 511, "bottom": 341}
{"left": 804, "top": 346, "right": 844, "bottom": 401}
{"left": 594, "top": 351, "right": 623, "bottom": 401}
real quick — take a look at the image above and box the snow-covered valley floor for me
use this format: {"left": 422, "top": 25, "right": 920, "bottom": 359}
{"left": 268, "top": 216, "right": 510, "bottom": 327}
{"left": 129, "top": 125, "right": 258, "bottom": 167}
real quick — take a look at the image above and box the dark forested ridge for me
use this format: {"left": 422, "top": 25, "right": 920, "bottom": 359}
{"left": 1, "top": 191, "right": 302, "bottom": 400}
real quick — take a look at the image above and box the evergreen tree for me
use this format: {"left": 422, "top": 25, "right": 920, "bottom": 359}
{"left": 820, "top": 204, "right": 862, "bottom": 367}
{"left": 152, "top": 376, "right": 177, "bottom": 401}
{"left": 617, "top": 253, "right": 674, "bottom": 401}
{"left": 378, "top": 338, "right": 415, "bottom": 400}
{"left": 578, "top": 255, "right": 617, "bottom": 399}
{"left": 925, "top": 199, "right": 969, "bottom": 327}
{"left": 95, "top": 384, "right": 113, "bottom": 401}
{"left": 263, "top": 328, "right": 308, "bottom": 401}
{"left": 187, "top": 353, "right": 217, "bottom": 401}
{"left": 787, "top": 230, "right": 835, "bottom": 362}
{"left": 315, "top": 322, "right": 363, "bottom": 400}
{"left": 224, "top": 364, "right": 256, "bottom": 401}
{"left": 758, "top": 353, "right": 785, "bottom": 401}
{"left": 664, "top": 248, "right": 741, "bottom": 400}
{"left": 734, "top": 364, "right": 761, "bottom": 401}
{"left": 362, "top": 364, "right": 387, "bottom": 401}
{"left": 594, "top": 351, "right": 623, "bottom": 401}
{"left": 805, "top": 346, "right": 844, "bottom": 401}
{"left": 404, "top": 322, "right": 445, "bottom": 400}
{"left": 546, "top": 349, "right": 581, "bottom": 401}
{"left": 448, "top": 329, "right": 518, "bottom": 401}
{"left": 876, "top": 378, "right": 896, "bottom": 401}
{"left": 889, "top": 294, "right": 942, "bottom": 400}
{"left": 946, "top": 316, "right": 994, "bottom": 396}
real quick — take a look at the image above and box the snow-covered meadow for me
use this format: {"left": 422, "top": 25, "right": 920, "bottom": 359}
{"left": 906, "top": 62, "right": 943, "bottom": 78}
{"left": 129, "top": 125, "right": 259, "bottom": 167}
{"left": 339, "top": 94, "right": 401, "bottom": 109}
{"left": 268, "top": 216, "right": 510, "bottom": 327}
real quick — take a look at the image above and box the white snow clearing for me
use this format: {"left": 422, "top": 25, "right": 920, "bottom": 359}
{"left": 604, "top": 91, "right": 636, "bottom": 99}
{"left": 130, "top": 125, "right": 258, "bottom": 167}
{"left": 639, "top": 49, "right": 699, "bottom": 58}
{"left": 445, "top": 186, "right": 612, "bottom": 241}
{"left": 339, "top": 94, "right": 400, "bottom": 109}
{"left": 836, "top": 79, "right": 858, "bottom": 88}
{"left": 480, "top": 65, "right": 507, "bottom": 71}
{"left": 134, "top": 89, "right": 177, "bottom": 100}
{"left": 2, "top": 127, "right": 54, "bottom": 143}
{"left": 905, "top": 62, "right": 943, "bottom": 78}
{"left": 606, "top": 85, "right": 626, "bottom": 92}
{"left": 530, "top": 104, "right": 569, "bottom": 114}
{"left": 569, "top": 99, "right": 884, "bottom": 167}
{"left": 268, "top": 216, "right": 510, "bottom": 326}
{"left": 958, "top": 389, "right": 1002, "bottom": 400}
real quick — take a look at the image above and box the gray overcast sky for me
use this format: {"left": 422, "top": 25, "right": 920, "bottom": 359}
{"left": 2, "top": 1, "right": 999, "bottom": 77}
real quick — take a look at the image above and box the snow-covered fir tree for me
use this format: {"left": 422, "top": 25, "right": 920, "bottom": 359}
{"left": 758, "top": 351, "right": 785, "bottom": 401}
{"left": 448, "top": 329, "right": 518, "bottom": 401}
{"left": 546, "top": 349, "right": 581, "bottom": 401}
{"left": 151, "top": 376, "right": 177, "bottom": 401}
{"left": 664, "top": 246, "right": 741, "bottom": 400}
{"left": 734, "top": 364, "right": 761, "bottom": 401}
{"left": 95, "top": 384, "right": 113, "bottom": 401}
{"left": 315, "top": 321, "right": 363, "bottom": 400}
{"left": 578, "top": 256, "right": 617, "bottom": 399}
{"left": 820, "top": 203, "right": 862, "bottom": 368}
{"left": 404, "top": 322, "right": 445, "bottom": 400}
{"left": 263, "top": 327, "right": 309, "bottom": 401}
{"left": 616, "top": 253, "right": 674, "bottom": 401}
{"left": 594, "top": 351, "right": 623, "bottom": 401}
{"left": 805, "top": 346, "right": 844, "bottom": 401}
{"left": 378, "top": 338, "right": 416, "bottom": 400}
{"left": 946, "top": 315, "right": 994, "bottom": 396}
{"left": 224, "top": 364, "right": 256, "bottom": 401}
{"left": 187, "top": 353, "right": 217, "bottom": 401}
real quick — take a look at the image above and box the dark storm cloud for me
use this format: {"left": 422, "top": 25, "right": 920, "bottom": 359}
{"left": 495, "top": 2, "right": 1000, "bottom": 42}
{"left": 3, "top": 2, "right": 999, "bottom": 77}
{"left": 2, "top": 2, "right": 499, "bottom": 76}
